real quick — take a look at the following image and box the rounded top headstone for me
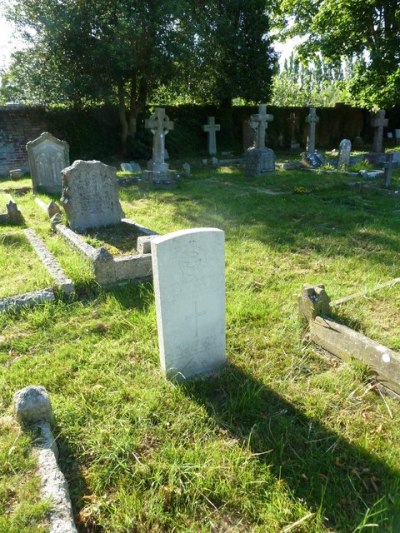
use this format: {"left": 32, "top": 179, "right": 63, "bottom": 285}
{"left": 13, "top": 385, "right": 53, "bottom": 425}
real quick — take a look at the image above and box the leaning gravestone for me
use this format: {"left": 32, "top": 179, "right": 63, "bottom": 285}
{"left": 61, "top": 160, "right": 125, "bottom": 232}
{"left": 338, "top": 139, "right": 352, "bottom": 168}
{"left": 151, "top": 228, "right": 226, "bottom": 379}
{"left": 26, "top": 132, "right": 69, "bottom": 194}
{"left": 245, "top": 104, "right": 275, "bottom": 176}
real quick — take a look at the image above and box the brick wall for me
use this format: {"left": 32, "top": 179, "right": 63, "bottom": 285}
{"left": 0, "top": 105, "right": 47, "bottom": 175}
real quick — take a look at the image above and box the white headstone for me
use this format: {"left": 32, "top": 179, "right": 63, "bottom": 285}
{"left": 61, "top": 160, "right": 125, "bottom": 232}
{"left": 203, "top": 116, "right": 221, "bottom": 155}
{"left": 26, "top": 132, "right": 69, "bottom": 194}
{"left": 151, "top": 228, "right": 226, "bottom": 379}
{"left": 338, "top": 139, "right": 352, "bottom": 167}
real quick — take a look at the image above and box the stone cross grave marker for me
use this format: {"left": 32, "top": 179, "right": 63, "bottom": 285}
{"left": 202, "top": 116, "right": 221, "bottom": 155}
{"left": 61, "top": 160, "right": 125, "bottom": 232}
{"left": 371, "top": 110, "right": 388, "bottom": 153}
{"left": 26, "top": 132, "right": 69, "bottom": 194}
{"left": 338, "top": 139, "right": 352, "bottom": 168}
{"left": 250, "top": 104, "right": 274, "bottom": 149}
{"left": 151, "top": 228, "right": 226, "bottom": 380}
{"left": 306, "top": 107, "right": 319, "bottom": 153}
{"left": 145, "top": 108, "right": 174, "bottom": 174}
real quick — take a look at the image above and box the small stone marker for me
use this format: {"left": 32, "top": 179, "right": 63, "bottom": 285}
{"left": 61, "top": 160, "right": 125, "bottom": 232}
{"left": 338, "top": 139, "right": 352, "bottom": 168}
{"left": 6, "top": 199, "right": 24, "bottom": 225}
{"left": 371, "top": 110, "right": 388, "bottom": 153}
{"left": 306, "top": 107, "right": 319, "bottom": 153}
{"left": 245, "top": 104, "right": 275, "bottom": 176}
{"left": 121, "top": 162, "right": 141, "bottom": 172}
{"left": 203, "top": 116, "right": 221, "bottom": 155}
{"left": 145, "top": 107, "right": 174, "bottom": 177}
{"left": 9, "top": 168, "right": 23, "bottom": 180}
{"left": 26, "top": 132, "right": 70, "bottom": 194}
{"left": 151, "top": 228, "right": 226, "bottom": 379}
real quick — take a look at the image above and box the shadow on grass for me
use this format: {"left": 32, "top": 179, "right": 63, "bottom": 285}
{"left": 180, "top": 365, "right": 400, "bottom": 531}
{"left": 54, "top": 425, "right": 100, "bottom": 533}
{"left": 109, "top": 280, "right": 154, "bottom": 311}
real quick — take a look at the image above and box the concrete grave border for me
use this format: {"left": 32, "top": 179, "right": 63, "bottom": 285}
{"left": 52, "top": 217, "right": 159, "bottom": 286}
{"left": 13, "top": 386, "right": 77, "bottom": 533}
{"left": 0, "top": 230, "right": 58, "bottom": 312}
{"left": 299, "top": 284, "right": 400, "bottom": 397}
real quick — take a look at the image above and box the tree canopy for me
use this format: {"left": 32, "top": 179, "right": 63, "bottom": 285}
{"left": 1, "top": 0, "right": 277, "bottom": 149}
{"left": 277, "top": 0, "right": 400, "bottom": 109}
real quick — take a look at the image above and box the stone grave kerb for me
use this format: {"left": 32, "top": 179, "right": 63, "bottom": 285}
{"left": 371, "top": 110, "right": 389, "bottom": 153}
{"left": 26, "top": 132, "right": 70, "bottom": 193}
{"left": 202, "top": 116, "right": 221, "bottom": 155}
{"left": 250, "top": 104, "right": 274, "bottom": 149}
{"left": 306, "top": 107, "right": 319, "bottom": 153}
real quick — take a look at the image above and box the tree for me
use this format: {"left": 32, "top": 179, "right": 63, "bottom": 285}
{"left": 277, "top": 0, "right": 400, "bottom": 109}
{"left": 270, "top": 52, "right": 351, "bottom": 107}
{"left": 3, "top": 0, "right": 189, "bottom": 148}
{"left": 179, "top": 0, "right": 277, "bottom": 106}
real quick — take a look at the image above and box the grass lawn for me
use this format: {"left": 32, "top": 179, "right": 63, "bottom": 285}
{"left": 0, "top": 161, "right": 400, "bottom": 532}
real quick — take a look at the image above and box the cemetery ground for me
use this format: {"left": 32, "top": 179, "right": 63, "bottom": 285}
{"left": 1, "top": 160, "right": 400, "bottom": 532}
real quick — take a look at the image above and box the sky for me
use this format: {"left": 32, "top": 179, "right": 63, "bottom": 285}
{"left": 0, "top": 10, "right": 19, "bottom": 70}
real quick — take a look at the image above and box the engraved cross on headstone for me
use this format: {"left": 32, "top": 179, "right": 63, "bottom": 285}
{"left": 306, "top": 107, "right": 319, "bottom": 153}
{"left": 250, "top": 104, "right": 274, "bottom": 149}
{"left": 371, "top": 110, "right": 388, "bottom": 153}
{"left": 202, "top": 116, "right": 221, "bottom": 155}
{"left": 145, "top": 107, "right": 174, "bottom": 169}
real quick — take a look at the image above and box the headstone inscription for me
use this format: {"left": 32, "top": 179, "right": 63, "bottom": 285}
{"left": 245, "top": 104, "right": 275, "bottom": 176}
{"left": 338, "top": 139, "right": 352, "bottom": 168}
{"left": 151, "top": 228, "right": 226, "bottom": 379}
{"left": 305, "top": 107, "right": 319, "bottom": 154}
{"left": 61, "top": 160, "right": 125, "bottom": 232}
{"left": 203, "top": 116, "right": 221, "bottom": 155}
{"left": 145, "top": 107, "right": 174, "bottom": 177}
{"left": 26, "top": 132, "right": 69, "bottom": 194}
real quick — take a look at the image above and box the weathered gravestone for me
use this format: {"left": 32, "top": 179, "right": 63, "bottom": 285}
{"left": 371, "top": 110, "right": 388, "bottom": 154}
{"left": 245, "top": 104, "right": 275, "bottom": 176}
{"left": 306, "top": 107, "right": 319, "bottom": 153}
{"left": 145, "top": 107, "right": 174, "bottom": 182}
{"left": 203, "top": 116, "right": 221, "bottom": 155}
{"left": 151, "top": 228, "right": 226, "bottom": 379}
{"left": 288, "top": 112, "right": 300, "bottom": 150}
{"left": 26, "top": 132, "right": 69, "bottom": 194}
{"left": 61, "top": 160, "right": 125, "bottom": 232}
{"left": 338, "top": 139, "right": 352, "bottom": 168}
